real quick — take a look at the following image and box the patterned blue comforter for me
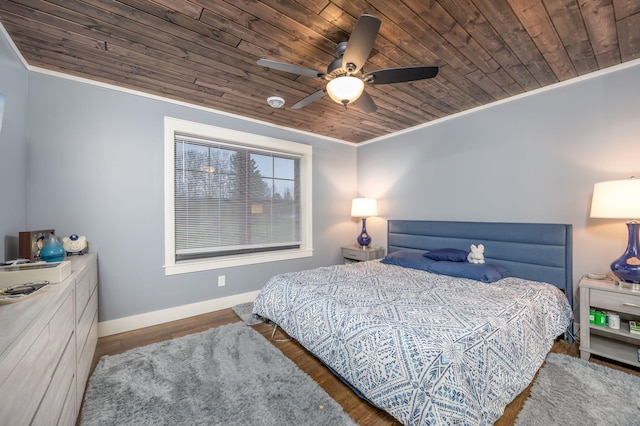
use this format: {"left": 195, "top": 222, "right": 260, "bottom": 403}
{"left": 252, "top": 260, "right": 572, "bottom": 425}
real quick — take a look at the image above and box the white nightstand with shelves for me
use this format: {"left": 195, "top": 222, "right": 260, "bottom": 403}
{"left": 579, "top": 276, "right": 640, "bottom": 368}
{"left": 342, "top": 245, "right": 385, "bottom": 264}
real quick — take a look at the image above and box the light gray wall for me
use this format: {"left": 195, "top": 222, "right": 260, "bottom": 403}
{"left": 26, "top": 73, "right": 357, "bottom": 322}
{"left": 0, "top": 28, "right": 28, "bottom": 261}
{"left": 357, "top": 60, "right": 640, "bottom": 307}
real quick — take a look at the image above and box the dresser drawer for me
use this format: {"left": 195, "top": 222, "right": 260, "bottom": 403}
{"left": 31, "top": 334, "right": 75, "bottom": 426}
{"left": 49, "top": 291, "right": 75, "bottom": 363}
{"left": 0, "top": 325, "right": 52, "bottom": 425}
{"left": 590, "top": 289, "right": 640, "bottom": 315}
{"left": 77, "top": 286, "right": 98, "bottom": 355}
{"left": 343, "top": 249, "right": 369, "bottom": 261}
{"left": 57, "top": 380, "right": 77, "bottom": 426}
{"left": 75, "top": 268, "right": 90, "bottom": 319}
{"left": 77, "top": 309, "right": 98, "bottom": 410}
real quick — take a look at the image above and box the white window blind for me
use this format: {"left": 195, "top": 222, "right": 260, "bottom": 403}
{"left": 174, "top": 134, "right": 301, "bottom": 261}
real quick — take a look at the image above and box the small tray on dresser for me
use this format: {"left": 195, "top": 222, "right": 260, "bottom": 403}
{"left": 0, "top": 281, "right": 49, "bottom": 304}
{"left": 0, "top": 261, "right": 70, "bottom": 287}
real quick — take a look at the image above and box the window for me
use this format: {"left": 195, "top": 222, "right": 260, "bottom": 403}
{"left": 164, "top": 117, "right": 312, "bottom": 275}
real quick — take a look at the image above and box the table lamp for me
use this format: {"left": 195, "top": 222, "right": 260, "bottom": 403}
{"left": 351, "top": 198, "right": 378, "bottom": 248}
{"left": 590, "top": 177, "right": 640, "bottom": 287}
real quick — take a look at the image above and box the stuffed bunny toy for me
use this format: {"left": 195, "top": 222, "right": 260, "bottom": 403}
{"left": 467, "top": 244, "right": 485, "bottom": 264}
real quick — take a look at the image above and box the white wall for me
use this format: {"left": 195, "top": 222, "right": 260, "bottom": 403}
{"left": 357, "top": 60, "right": 640, "bottom": 309}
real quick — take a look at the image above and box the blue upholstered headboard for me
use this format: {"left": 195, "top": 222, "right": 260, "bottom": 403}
{"left": 387, "top": 220, "right": 573, "bottom": 310}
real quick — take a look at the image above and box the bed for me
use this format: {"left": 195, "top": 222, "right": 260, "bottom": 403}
{"left": 252, "top": 220, "right": 573, "bottom": 425}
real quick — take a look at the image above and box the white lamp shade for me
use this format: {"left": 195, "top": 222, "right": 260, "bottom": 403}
{"left": 351, "top": 198, "right": 378, "bottom": 218}
{"left": 590, "top": 178, "right": 640, "bottom": 219}
{"left": 326, "top": 76, "right": 365, "bottom": 105}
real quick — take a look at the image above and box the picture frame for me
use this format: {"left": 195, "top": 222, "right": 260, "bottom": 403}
{"left": 19, "top": 229, "right": 55, "bottom": 262}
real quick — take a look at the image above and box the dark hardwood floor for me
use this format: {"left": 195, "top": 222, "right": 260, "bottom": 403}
{"left": 87, "top": 309, "right": 640, "bottom": 425}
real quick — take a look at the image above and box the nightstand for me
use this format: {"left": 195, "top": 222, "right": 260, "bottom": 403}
{"left": 579, "top": 276, "right": 640, "bottom": 368}
{"left": 342, "top": 245, "right": 385, "bottom": 264}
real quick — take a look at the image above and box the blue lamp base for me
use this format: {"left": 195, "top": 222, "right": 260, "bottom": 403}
{"left": 356, "top": 218, "right": 372, "bottom": 248}
{"left": 611, "top": 221, "right": 640, "bottom": 284}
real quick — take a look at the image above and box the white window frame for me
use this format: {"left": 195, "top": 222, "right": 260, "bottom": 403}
{"left": 164, "top": 117, "right": 313, "bottom": 275}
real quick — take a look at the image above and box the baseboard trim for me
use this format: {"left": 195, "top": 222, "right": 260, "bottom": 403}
{"left": 97, "top": 290, "right": 261, "bottom": 337}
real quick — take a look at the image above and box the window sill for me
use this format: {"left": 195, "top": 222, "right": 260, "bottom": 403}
{"left": 164, "top": 248, "right": 313, "bottom": 275}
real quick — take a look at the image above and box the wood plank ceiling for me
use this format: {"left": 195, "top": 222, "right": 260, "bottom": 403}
{"left": 1, "top": 1, "right": 639, "bottom": 143}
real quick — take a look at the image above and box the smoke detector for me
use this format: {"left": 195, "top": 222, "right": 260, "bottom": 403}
{"left": 266, "top": 96, "right": 285, "bottom": 108}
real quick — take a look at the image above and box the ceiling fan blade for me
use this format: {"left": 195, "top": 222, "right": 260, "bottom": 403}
{"left": 291, "top": 90, "right": 326, "bottom": 109}
{"left": 257, "top": 59, "right": 324, "bottom": 79}
{"left": 351, "top": 91, "right": 377, "bottom": 113}
{"left": 342, "top": 14, "right": 381, "bottom": 73}
{"left": 364, "top": 66, "right": 439, "bottom": 85}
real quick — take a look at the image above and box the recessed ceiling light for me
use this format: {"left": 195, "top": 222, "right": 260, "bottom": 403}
{"left": 267, "top": 96, "right": 285, "bottom": 108}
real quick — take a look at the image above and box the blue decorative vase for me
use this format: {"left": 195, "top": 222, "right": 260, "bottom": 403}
{"left": 40, "top": 234, "right": 66, "bottom": 262}
{"left": 357, "top": 218, "right": 372, "bottom": 248}
{"left": 611, "top": 222, "right": 640, "bottom": 284}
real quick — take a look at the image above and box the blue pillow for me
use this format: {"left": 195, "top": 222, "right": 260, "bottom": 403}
{"left": 381, "top": 250, "right": 436, "bottom": 271}
{"left": 423, "top": 248, "right": 468, "bottom": 262}
{"left": 427, "top": 261, "right": 510, "bottom": 283}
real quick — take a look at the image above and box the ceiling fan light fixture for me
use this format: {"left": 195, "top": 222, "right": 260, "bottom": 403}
{"left": 266, "top": 96, "right": 285, "bottom": 108}
{"left": 326, "top": 76, "right": 365, "bottom": 106}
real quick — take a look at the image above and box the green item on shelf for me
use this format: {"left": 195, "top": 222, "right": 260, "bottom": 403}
{"left": 593, "top": 310, "right": 606, "bottom": 327}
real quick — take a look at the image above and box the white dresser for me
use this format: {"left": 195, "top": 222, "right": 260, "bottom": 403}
{"left": 0, "top": 253, "right": 98, "bottom": 425}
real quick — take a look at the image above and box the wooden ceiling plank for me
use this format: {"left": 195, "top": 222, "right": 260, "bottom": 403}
{"left": 8, "top": 15, "right": 330, "bottom": 120}
{"left": 465, "top": 69, "right": 512, "bottom": 100}
{"left": 197, "top": 3, "right": 335, "bottom": 70}
{"left": 285, "top": 0, "right": 332, "bottom": 15}
{"left": 228, "top": 0, "right": 355, "bottom": 61}
{"left": 12, "top": 32, "right": 226, "bottom": 96}
{"left": 78, "top": 0, "right": 242, "bottom": 48}
{"left": 612, "top": 0, "right": 640, "bottom": 20}
{"left": 578, "top": 0, "right": 620, "bottom": 61}
{"left": 438, "top": 0, "right": 542, "bottom": 91}
{"left": 542, "top": 0, "right": 599, "bottom": 76}
{"left": 15, "top": 40, "right": 227, "bottom": 101}
{"left": 364, "top": 53, "right": 466, "bottom": 112}
{"left": 617, "top": 13, "right": 640, "bottom": 61}
{"left": 252, "top": 0, "right": 352, "bottom": 39}
{"left": 506, "top": 0, "right": 577, "bottom": 81}
{"left": 401, "top": 0, "right": 502, "bottom": 74}
{"left": 121, "top": 0, "right": 244, "bottom": 48}
{"left": 0, "top": 5, "right": 108, "bottom": 52}
{"left": 486, "top": 68, "right": 527, "bottom": 96}
{"left": 149, "top": 0, "right": 204, "bottom": 20}
{"left": 471, "top": 0, "right": 559, "bottom": 86}
{"left": 327, "top": 0, "right": 445, "bottom": 66}
{"left": 594, "top": 49, "right": 623, "bottom": 68}
{"left": 4, "top": 0, "right": 192, "bottom": 60}
{"left": 23, "top": 0, "right": 323, "bottom": 97}
{"left": 366, "top": 0, "right": 476, "bottom": 73}
{"left": 71, "top": 0, "right": 291, "bottom": 82}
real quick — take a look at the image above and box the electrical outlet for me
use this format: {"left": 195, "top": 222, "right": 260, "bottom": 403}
{"left": 218, "top": 275, "right": 225, "bottom": 287}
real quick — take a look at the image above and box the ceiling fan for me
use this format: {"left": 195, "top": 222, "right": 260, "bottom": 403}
{"left": 257, "top": 14, "right": 439, "bottom": 113}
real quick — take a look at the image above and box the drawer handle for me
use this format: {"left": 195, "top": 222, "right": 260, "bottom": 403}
{"left": 622, "top": 302, "right": 640, "bottom": 308}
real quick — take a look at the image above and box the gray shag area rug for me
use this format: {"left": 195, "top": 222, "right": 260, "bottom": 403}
{"left": 232, "top": 301, "right": 263, "bottom": 325}
{"left": 80, "top": 322, "right": 356, "bottom": 426}
{"left": 516, "top": 352, "right": 640, "bottom": 425}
